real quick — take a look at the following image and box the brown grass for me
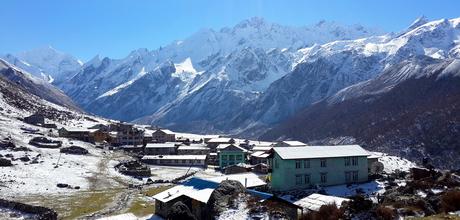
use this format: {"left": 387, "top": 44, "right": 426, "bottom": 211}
{"left": 375, "top": 205, "right": 395, "bottom": 220}
{"left": 441, "top": 190, "right": 460, "bottom": 212}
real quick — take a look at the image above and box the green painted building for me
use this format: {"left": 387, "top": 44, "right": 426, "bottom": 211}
{"left": 217, "top": 144, "right": 248, "bottom": 169}
{"left": 270, "top": 145, "right": 370, "bottom": 192}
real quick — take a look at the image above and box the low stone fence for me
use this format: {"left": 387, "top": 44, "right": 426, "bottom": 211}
{"left": 0, "top": 199, "right": 58, "bottom": 220}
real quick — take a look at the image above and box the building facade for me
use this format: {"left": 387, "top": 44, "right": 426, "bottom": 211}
{"left": 151, "top": 129, "right": 176, "bottom": 143}
{"left": 142, "top": 155, "right": 207, "bottom": 167}
{"left": 270, "top": 145, "right": 370, "bottom": 192}
{"left": 144, "top": 142, "right": 179, "bottom": 155}
{"left": 218, "top": 144, "right": 247, "bottom": 169}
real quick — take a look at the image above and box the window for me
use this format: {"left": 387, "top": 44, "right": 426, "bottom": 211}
{"left": 352, "top": 171, "right": 359, "bottom": 181}
{"left": 222, "top": 155, "right": 228, "bottom": 160}
{"left": 229, "top": 155, "right": 235, "bottom": 161}
{"left": 345, "top": 171, "right": 352, "bottom": 183}
{"left": 303, "top": 159, "right": 310, "bottom": 168}
{"left": 182, "top": 159, "right": 186, "bottom": 164}
{"left": 345, "top": 157, "right": 351, "bottom": 166}
{"left": 236, "top": 155, "right": 243, "bottom": 161}
{"left": 304, "top": 174, "right": 311, "bottom": 184}
{"left": 295, "top": 174, "right": 302, "bottom": 185}
{"left": 352, "top": 157, "right": 359, "bottom": 166}
{"left": 320, "top": 173, "right": 327, "bottom": 184}
{"left": 295, "top": 160, "right": 301, "bottom": 169}
{"left": 320, "top": 159, "right": 327, "bottom": 167}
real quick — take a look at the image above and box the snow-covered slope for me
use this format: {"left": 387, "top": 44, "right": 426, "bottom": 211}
{"left": 0, "top": 59, "right": 80, "bottom": 111}
{"left": 229, "top": 17, "right": 460, "bottom": 135}
{"left": 58, "top": 17, "right": 381, "bottom": 127}
{"left": 1, "top": 46, "right": 82, "bottom": 84}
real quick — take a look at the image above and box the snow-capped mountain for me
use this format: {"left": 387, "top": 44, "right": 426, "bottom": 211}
{"left": 262, "top": 57, "right": 460, "bottom": 169}
{"left": 1, "top": 46, "right": 83, "bottom": 84}
{"left": 225, "top": 17, "right": 460, "bottom": 135}
{"left": 0, "top": 59, "right": 80, "bottom": 111}
{"left": 58, "top": 17, "right": 381, "bottom": 126}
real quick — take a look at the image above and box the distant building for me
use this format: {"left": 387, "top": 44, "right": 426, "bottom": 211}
{"left": 142, "top": 155, "right": 207, "bottom": 167}
{"left": 272, "top": 140, "right": 307, "bottom": 147}
{"left": 144, "top": 142, "right": 180, "bottom": 155}
{"left": 177, "top": 144, "right": 210, "bottom": 155}
{"left": 116, "top": 127, "right": 144, "bottom": 146}
{"left": 23, "top": 113, "right": 45, "bottom": 125}
{"left": 270, "top": 145, "right": 370, "bottom": 191}
{"left": 224, "top": 164, "right": 251, "bottom": 175}
{"left": 151, "top": 129, "right": 176, "bottom": 143}
{"left": 217, "top": 144, "right": 248, "bottom": 169}
{"left": 207, "top": 137, "right": 235, "bottom": 152}
{"left": 250, "top": 151, "right": 270, "bottom": 165}
{"left": 58, "top": 128, "right": 92, "bottom": 142}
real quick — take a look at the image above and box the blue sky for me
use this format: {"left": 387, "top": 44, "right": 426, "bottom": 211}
{"left": 1, "top": 0, "right": 459, "bottom": 61}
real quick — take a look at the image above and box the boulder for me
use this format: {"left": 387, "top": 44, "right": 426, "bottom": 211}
{"left": 56, "top": 183, "right": 69, "bottom": 188}
{"left": 0, "top": 158, "right": 12, "bottom": 166}
{"left": 19, "top": 156, "right": 30, "bottom": 162}
{"left": 167, "top": 201, "right": 196, "bottom": 220}
{"left": 207, "top": 180, "right": 245, "bottom": 216}
{"left": 60, "top": 146, "right": 88, "bottom": 155}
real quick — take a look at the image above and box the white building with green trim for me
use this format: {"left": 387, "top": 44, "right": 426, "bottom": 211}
{"left": 269, "top": 145, "right": 370, "bottom": 192}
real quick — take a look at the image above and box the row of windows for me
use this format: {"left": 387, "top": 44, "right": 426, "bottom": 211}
{"left": 295, "top": 159, "right": 327, "bottom": 168}
{"left": 344, "top": 157, "right": 359, "bottom": 166}
{"left": 345, "top": 171, "right": 359, "bottom": 182}
{"left": 294, "top": 171, "right": 359, "bottom": 185}
{"left": 221, "top": 155, "right": 243, "bottom": 161}
{"left": 295, "top": 173, "right": 328, "bottom": 185}
{"left": 294, "top": 157, "right": 359, "bottom": 169}
{"left": 156, "top": 159, "right": 203, "bottom": 164}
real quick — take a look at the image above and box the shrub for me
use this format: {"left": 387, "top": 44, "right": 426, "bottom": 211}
{"left": 348, "top": 195, "right": 373, "bottom": 213}
{"left": 300, "top": 203, "right": 343, "bottom": 220}
{"left": 375, "top": 205, "right": 395, "bottom": 220}
{"left": 440, "top": 190, "right": 460, "bottom": 212}
{"left": 318, "top": 203, "right": 343, "bottom": 220}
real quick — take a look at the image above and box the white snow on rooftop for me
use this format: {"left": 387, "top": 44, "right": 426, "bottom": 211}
{"left": 177, "top": 145, "right": 209, "bottom": 150}
{"left": 142, "top": 155, "right": 207, "bottom": 160}
{"left": 279, "top": 140, "right": 307, "bottom": 146}
{"left": 293, "top": 193, "right": 349, "bottom": 211}
{"left": 207, "top": 172, "right": 266, "bottom": 188}
{"left": 153, "top": 173, "right": 266, "bottom": 204}
{"left": 274, "top": 145, "right": 370, "bottom": 160}
{"left": 207, "top": 137, "right": 233, "bottom": 143}
{"left": 145, "top": 142, "right": 180, "bottom": 148}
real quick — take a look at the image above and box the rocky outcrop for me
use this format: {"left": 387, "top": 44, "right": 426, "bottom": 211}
{"left": 167, "top": 201, "right": 197, "bottom": 220}
{"left": 207, "top": 180, "right": 246, "bottom": 216}
{"left": 0, "top": 158, "right": 12, "bottom": 166}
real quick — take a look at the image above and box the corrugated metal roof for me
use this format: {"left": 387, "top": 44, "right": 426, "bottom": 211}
{"left": 274, "top": 145, "right": 370, "bottom": 160}
{"left": 293, "top": 193, "right": 350, "bottom": 211}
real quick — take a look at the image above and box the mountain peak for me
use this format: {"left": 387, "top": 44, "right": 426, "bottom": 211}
{"left": 235, "top": 17, "right": 270, "bottom": 29}
{"left": 407, "top": 15, "right": 429, "bottom": 31}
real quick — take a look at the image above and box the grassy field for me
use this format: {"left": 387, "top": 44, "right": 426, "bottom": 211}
{"left": 127, "top": 185, "right": 173, "bottom": 217}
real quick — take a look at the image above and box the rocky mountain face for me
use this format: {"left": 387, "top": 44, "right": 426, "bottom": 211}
{"left": 56, "top": 17, "right": 381, "bottom": 129}
{"left": 0, "top": 59, "right": 80, "bottom": 111}
{"left": 262, "top": 57, "right": 460, "bottom": 169}
{"left": 1, "top": 46, "right": 82, "bottom": 84}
